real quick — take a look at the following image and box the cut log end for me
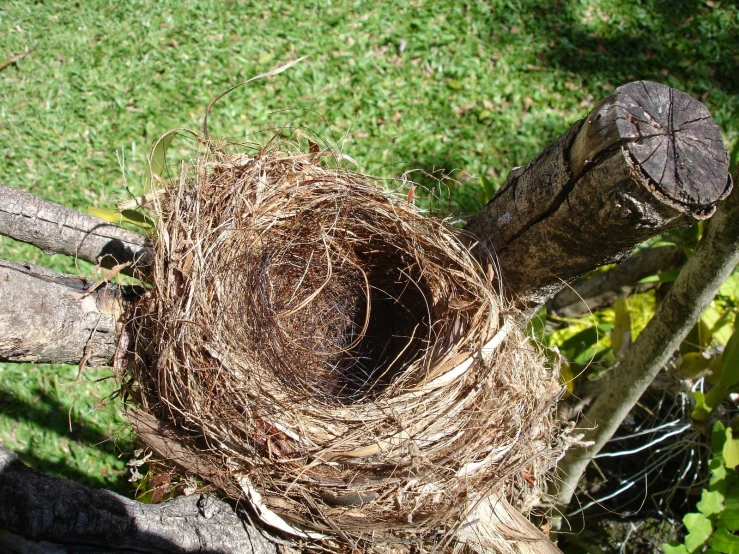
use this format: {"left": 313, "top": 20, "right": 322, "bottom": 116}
{"left": 467, "top": 80, "right": 731, "bottom": 310}
{"left": 571, "top": 80, "right": 732, "bottom": 217}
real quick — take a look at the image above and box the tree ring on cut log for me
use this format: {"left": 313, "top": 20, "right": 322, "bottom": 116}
{"left": 124, "top": 140, "right": 566, "bottom": 549}
{"left": 571, "top": 80, "right": 732, "bottom": 216}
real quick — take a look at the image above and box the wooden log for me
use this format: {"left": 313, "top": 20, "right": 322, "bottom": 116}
{"left": 0, "top": 183, "right": 153, "bottom": 273}
{"left": 0, "top": 259, "right": 140, "bottom": 366}
{"left": 466, "top": 81, "right": 732, "bottom": 311}
{"left": 0, "top": 444, "right": 276, "bottom": 554}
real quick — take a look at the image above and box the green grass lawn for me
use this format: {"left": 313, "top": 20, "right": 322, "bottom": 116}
{"left": 1, "top": 0, "right": 737, "bottom": 498}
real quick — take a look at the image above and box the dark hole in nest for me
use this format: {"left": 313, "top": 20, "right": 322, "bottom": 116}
{"left": 333, "top": 245, "right": 433, "bottom": 402}
{"left": 266, "top": 237, "right": 433, "bottom": 405}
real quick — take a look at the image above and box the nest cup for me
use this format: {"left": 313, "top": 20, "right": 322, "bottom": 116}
{"left": 128, "top": 141, "right": 564, "bottom": 548}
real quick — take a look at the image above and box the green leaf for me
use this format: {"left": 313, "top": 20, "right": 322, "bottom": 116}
{"left": 718, "top": 509, "right": 739, "bottom": 532}
{"left": 526, "top": 307, "right": 547, "bottom": 343}
{"left": 559, "top": 360, "right": 574, "bottom": 397}
{"left": 714, "top": 422, "right": 729, "bottom": 453}
{"left": 702, "top": 304, "right": 735, "bottom": 347}
{"left": 145, "top": 131, "right": 176, "bottom": 193}
{"left": 721, "top": 326, "right": 739, "bottom": 383}
{"left": 729, "top": 137, "right": 739, "bottom": 173}
{"left": 478, "top": 109, "right": 493, "bottom": 121}
{"left": 684, "top": 512, "right": 713, "bottom": 552}
{"left": 698, "top": 489, "right": 726, "bottom": 517}
{"left": 88, "top": 207, "right": 155, "bottom": 233}
{"left": 611, "top": 298, "right": 631, "bottom": 359}
{"left": 724, "top": 428, "right": 739, "bottom": 469}
{"left": 119, "top": 209, "right": 156, "bottom": 230}
{"left": 692, "top": 390, "right": 712, "bottom": 422}
{"left": 718, "top": 274, "right": 739, "bottom": 302}
{"left": 704, "top": 326, "right": 739, "bottom": 411}
{"left": 708, "top": 527, "right": 739, "bottom": 553}
{"left": 88, "top": 206, "right": 125, "bottom": 225}
{"left": 573, "top": 341, "right": 610, "bottom": 365}
{"left": 680, "top": 352, "right": 714, "bottom": 379}
{"left": 711, "top": 456, "right": 728, "bottom": 489}
{"left": 479, "top": 174, "right": 496, "bottom": 203}
{"left": 637, "top": 267, "right": 682, "bottom": 284}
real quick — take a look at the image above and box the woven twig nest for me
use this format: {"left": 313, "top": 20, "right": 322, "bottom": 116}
{"left": 126, "top": 140, "right": 565, "bottom": 552}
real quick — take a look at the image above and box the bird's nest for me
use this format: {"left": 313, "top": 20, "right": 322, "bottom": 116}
{"left": 124, "top": 140, "right": 565, "bottom": 552}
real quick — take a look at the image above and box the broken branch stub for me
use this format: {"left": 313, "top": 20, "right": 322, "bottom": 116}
{"left": 465, "top": 81, "right": 732, "bottom": 311}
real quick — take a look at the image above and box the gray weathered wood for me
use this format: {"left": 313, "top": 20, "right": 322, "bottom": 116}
{"left": 466, "top": 81, "right": 731, "bottom": 311}
{"left": 0, "top": 183, "right": 153, "bottom": 273}
{"left": 0, "top": 444, "right": 277, "bottom": 554}
{"left": 0, "top": 259, "right": 139, "bottom": 366}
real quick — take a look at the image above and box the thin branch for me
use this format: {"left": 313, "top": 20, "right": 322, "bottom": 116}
{"left": 0, "top": 183, "right": 152, "bottom": 275}
{"left": 546, "top": 245, "right": 684, "bottom": 318}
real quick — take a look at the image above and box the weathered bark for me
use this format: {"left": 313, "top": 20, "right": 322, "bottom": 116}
{"left": 466, "top": 81, "right": 731, "bottom": 310}
{"left": 0, "top": 444, "right": 277, "bottom": 554}
{"left": 546, "top": 245, "right": 684, "bottom": 318}
{"left": 0, "top": 183, "right": 153, "bottom": 273}
{"left": 0, "top": 259, "right": 139, "bottom": 366}
{"left": 552, "top": 171, "right": 739, "bottom": 522}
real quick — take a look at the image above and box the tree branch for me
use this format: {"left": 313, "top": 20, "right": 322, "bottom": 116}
{"left": 0, "top": 183, "right": 153, "bottom": 274}
{"left": 0, "top": 259, "right": 139, "bottom": 366}
{"left": 552, "top": 169, "right": 739, "bottom": 520}
{"left": 546, "top": 245, "right": 684, "bottom": 318}
{"left": 466, "top": 81, "right": 731, "bottom": 311}
{"left": 0, "top": 444, "right": 277, "bottom": 554}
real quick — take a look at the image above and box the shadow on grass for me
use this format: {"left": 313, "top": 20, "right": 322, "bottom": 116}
{"left": 529, "top": 0, "right": 738, "bottom": 97}
{"left": 14, "top": 449, "right": 131, "bottom": 494}
{"left": 0, "top": 388, "right": 134, "bottom": 494}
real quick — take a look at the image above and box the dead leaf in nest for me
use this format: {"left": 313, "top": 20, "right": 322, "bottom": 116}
{"left": 151, "top": 487, "right": 166, "bottom": 504}
{"left": 486, "top": 263, "right": 495, "bottom": 284}
{"left": 448, "top": 297, "right": 475, "bottom": 310}
{"left": 152, "top": 473, "right": 170, "bottom": 487}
